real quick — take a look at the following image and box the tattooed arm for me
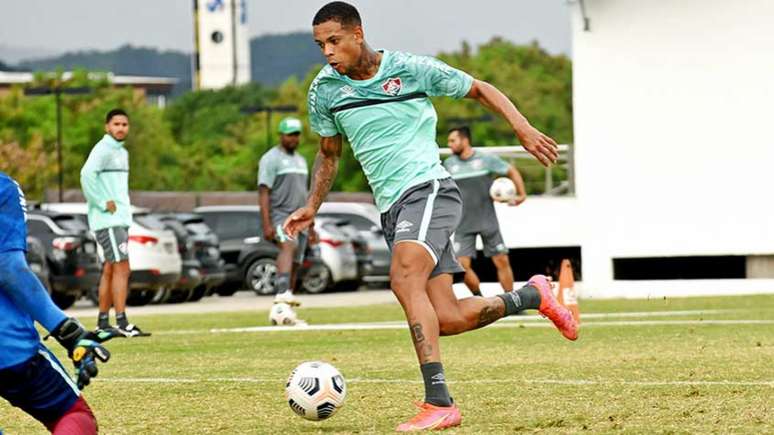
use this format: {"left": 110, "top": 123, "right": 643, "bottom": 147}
{"left": 282, "top": 135, "right": 342, "bottom": 237}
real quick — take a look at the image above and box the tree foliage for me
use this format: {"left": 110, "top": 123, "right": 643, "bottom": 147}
{"left": 1, "top": 38, "right": 571, "bottom": 198}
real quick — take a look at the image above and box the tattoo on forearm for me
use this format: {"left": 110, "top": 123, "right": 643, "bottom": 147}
{"left": 308, "top": 150, "right": 339, "bottom": 210}
{"left": 477, "top": 303, "right": 503, "bottom": 328}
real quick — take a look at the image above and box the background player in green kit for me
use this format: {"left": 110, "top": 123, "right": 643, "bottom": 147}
{"left": 284, "top": 2, "right": 578, "bottom": 431}
{"left": 444, "top": 126, "right": 527, "bottom": 296}
{"left": 258, "top": 117, "right": 316, "bottom": 307}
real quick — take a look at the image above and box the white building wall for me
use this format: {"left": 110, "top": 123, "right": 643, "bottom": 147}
{"left": 566, "top": 0, "right": 774, "bottom": 296}
{"left": 196, "top": 0, "right": 250, "bottom": 89}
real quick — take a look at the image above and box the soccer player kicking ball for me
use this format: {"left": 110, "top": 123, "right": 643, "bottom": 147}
{"left": 284, "top": 2, "right": 579, "bottom": 431}
{"left": 0, "top": 172, "right": 111, "bottom": 434}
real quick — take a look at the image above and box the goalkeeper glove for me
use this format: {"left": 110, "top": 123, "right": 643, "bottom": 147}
{"left": 50, "top": 317, "right": 111, "bottom": 389}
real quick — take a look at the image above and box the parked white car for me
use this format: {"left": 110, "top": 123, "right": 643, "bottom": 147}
{"left": 314, "top": 217, "right": 360, "bottom": 290}
{"left": 42, "top": 203, "right": 182, "bottom": 305}
{"left": 318, "top": 202, "right": 391, "bottom": 284}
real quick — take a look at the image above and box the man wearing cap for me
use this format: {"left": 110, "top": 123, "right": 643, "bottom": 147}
{"left": 258, "top": 117, "right": 316, "bottom": 307}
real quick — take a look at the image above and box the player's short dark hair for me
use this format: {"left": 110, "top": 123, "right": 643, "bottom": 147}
{"left": 449, "top": 126, "right": 471, "bottom": 143}
{"left": 105, "top": 108, "right": 128, "bottom": 124}
{"left": 313, "top": 2, "right": 362, "bottom": 27}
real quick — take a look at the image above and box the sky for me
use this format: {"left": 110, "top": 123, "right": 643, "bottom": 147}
{"left": 0, "top": 0, "right": 571, "bottom": 62}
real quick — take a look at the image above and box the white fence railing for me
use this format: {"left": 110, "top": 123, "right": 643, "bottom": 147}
{"left": 439, "top": 144, "right": 574, "bottom": 195}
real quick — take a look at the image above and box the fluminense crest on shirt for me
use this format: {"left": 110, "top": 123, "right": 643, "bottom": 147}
{"left": 381, "top": 77, "right": 402, "bottom": 96}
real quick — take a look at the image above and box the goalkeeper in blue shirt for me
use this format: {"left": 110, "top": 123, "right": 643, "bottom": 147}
{"left": 0, "top": 172, "right": 110, "bottom": 434}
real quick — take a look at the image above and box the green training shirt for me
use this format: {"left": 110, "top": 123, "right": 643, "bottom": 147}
{"left": 307, "top": 50, "right": 474, "bottom": 212}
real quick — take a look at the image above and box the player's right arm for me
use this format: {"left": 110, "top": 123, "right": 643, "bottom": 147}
{"left": 283, "top": 135, "right": 342, "bottom": 238}
{"left": 258, "top": 186, "right": 275, "bottom": 241}
{"left": 0, "top": 256, "right": 110, "bottom": 389}
{"left": 80, "top": 144, "right": 111, "bottom": 212}
{"left": 257, "top": 154, "right": 277, "bottom": 241}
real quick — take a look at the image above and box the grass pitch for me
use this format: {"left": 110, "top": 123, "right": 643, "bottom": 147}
{"left": 1, "top": 294, "right": 772, "bottom": 434}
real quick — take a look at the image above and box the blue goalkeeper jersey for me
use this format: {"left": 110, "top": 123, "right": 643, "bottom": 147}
{"left": 0, "top": 172, "right": 67, "bottom": 368}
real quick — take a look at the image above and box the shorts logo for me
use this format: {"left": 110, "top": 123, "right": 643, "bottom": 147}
{"left": 381, "top": 77, "right": 402, "bottom": 96}
{"left": 395, "top": 220, "right": 413, "bottom": 233}
{"left": 496, "top": 243, "right": 507, "bottom": 253}
{"left": 119, "top": 242, "right": 128, "bottom": 254}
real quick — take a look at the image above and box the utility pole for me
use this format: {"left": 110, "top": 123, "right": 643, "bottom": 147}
{"left": 24, "top": 85, "right": 91, "bottom": 202}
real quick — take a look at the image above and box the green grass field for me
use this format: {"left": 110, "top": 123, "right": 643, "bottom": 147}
{"left": 2, "top": 294, "right": 773, "bottom": 434}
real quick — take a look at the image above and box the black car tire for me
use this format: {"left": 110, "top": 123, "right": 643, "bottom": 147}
{"left": 51, "top": 292, "right": 77, "bottom": 310}
{"left": 245, "top": 258, "right": 278, "bottom": 296}
{"left": 188, "top": 285, "right": 207, "bottom": 302}
{"left": 127, "top": 290, "right": 157, "bottom": 306}
{"left": 334, "top": 280, "right": 361, "bottom": 292}
{"left": 301, "top": 264, "right": 331, "bottom": 294}
{"left": 166, "top": 288, "right": 192, "bottom": 304}
{"left": 214, "top": 283, "right": 238, "bottom": 297}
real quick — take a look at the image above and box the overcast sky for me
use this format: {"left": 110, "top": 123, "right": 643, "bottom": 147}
{"left": 0, "top": 0, "right": 571, "bottom": 62}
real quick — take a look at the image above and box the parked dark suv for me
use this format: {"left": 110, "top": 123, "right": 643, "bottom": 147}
{"left": 26, "top": 235, "right": 50, "bottom": 293}
{"left": 193, "top": 206, "right": 327, "bottom": 295}
{"left": 193, "top": 206, "right": 279, "bottom": 296}
{"left": 156, "top": 213, "right": 226, "bottom": 302}
{"left": 26, "top": 211, "right": 101, "bottom": 309}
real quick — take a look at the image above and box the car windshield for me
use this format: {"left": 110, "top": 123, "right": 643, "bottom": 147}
{"left": 53, "top": 216, "right": 89, "bottom": 232}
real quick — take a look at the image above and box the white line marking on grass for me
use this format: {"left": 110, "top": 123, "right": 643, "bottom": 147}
{"left": 99, "top": 377, "right": 774, "bottom": 387}
{"left": 203, "top": 319, "right": 774, "bottom": 334}
{"left": 151, "top": 310, "right": 762, "bottom": 336}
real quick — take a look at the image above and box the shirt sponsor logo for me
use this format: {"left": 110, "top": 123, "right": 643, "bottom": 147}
{"left": 395, "top": 220, "right": 413, "bottom": 233}
{"left": 381, "top": 77, "right": 402, "bottom": 96}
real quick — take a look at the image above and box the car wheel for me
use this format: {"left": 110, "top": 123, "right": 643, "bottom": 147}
{"left": 166, "top": 288, "right": 192, "bottom": 304}
{"left": 301, "top": 264, "right": 331, "bottom": 294}
{"left": 188, "top": 285, "right": 207, "bottom": 302}
{"left": 127, "top": 290, "right": 157, "bottom": 306}
{"left": 51, "top": 292, "right": 77, "bottom": 310}
{"left": 334, "top": 280, "right": 361, "bottom": 292}
{"left": 214, "top": 283, "right": 238, "bottom": 297}
{"left": 151, "top": 288, "right": 171, "bottom": 304}
{"left": 245, "top": 258, "right": 277, "bottom": 296}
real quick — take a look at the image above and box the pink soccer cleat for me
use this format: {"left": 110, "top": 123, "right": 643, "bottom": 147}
{"left": 395, "top": 402, "right": 462, "bottom": 432}
{"left": 528, "top": 274, "right": 579, "bottom": 341}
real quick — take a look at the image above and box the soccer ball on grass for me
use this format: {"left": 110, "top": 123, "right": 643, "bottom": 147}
{"left": 286, "top": 361, "right": 346, "bottom": 421}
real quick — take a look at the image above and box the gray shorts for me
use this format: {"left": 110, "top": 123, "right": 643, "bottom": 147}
{"left": 454, "top": 226, "right": 509, "bottom": 258}
{"left": 381, "top": 178, "right": 464, "bottom": 278}
{"left": 95, "top": 226, "right": 130, "bottom": 263}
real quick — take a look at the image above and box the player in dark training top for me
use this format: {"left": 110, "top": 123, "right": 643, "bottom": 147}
{"left": 444, "top": 126, "right": 527, "bottom": 296}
